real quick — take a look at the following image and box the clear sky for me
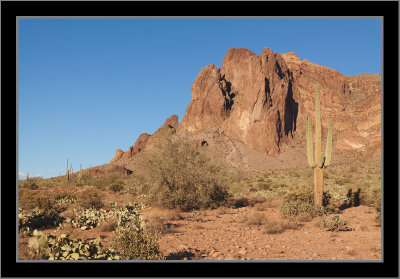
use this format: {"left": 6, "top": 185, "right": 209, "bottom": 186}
{"left": 18, "top": 18, "right": 381, "bottom": 179}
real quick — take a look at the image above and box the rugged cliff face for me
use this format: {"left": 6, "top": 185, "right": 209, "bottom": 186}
{"left": 111, "top": 46, "right": 381, "bottom": 170}
{"left": 179, "top": 47, "right": 301, "bottom": 155}
{"left": 178, "top": 47, "right": 380, "bottom": 158}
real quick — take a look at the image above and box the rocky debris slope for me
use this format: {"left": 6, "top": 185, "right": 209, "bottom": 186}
{"left": 108, "top": 47, "right": 380, "bottom": 172}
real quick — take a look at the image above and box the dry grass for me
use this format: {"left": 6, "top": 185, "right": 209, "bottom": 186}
{"left": 142, "top": 208, "right": 183, "bottom": 234}
{"left": 99, "top": 219, "right": 118, "bottom": 232}
{"left": 239, "top": 212, "right": 301, "bottom": 234}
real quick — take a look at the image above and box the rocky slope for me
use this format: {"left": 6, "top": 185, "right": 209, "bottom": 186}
{"left": 107, "top": 47, "right": 381, "bottom": 173}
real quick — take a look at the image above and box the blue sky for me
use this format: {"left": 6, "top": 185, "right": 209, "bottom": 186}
{"left": 18, "top": 18, "right": 381, "bottom": 179}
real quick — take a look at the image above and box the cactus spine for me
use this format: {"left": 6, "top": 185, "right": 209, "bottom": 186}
{"left": 306, "top": 86, "right": 333, "bottom": 206}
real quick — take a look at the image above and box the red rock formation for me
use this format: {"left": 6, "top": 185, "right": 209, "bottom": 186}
{"left": 179, "top": 47, "right": 380, "bottom": 157}
{"left": 110, "top": 115, "right": 178, "bottom": 163}
{"left": 178, "top": 65, "right": 232, "bottom": 132}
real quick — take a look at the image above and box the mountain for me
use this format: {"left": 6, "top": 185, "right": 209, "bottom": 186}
{"left": 108, "top": 46, "right": 381, "bottom": 172}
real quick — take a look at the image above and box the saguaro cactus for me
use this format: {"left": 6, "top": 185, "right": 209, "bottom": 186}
{"left": 306, "top": 86, "right": 333, "bottom": 206}
{"left": 65, "top": 159, "right": 70, "bottom": 186}
{"left": 78, "top": 164, "right": 83, "bottom": 184}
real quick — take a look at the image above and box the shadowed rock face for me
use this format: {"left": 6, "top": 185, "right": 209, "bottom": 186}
{"left": 179, "top": 47, "right": 301, "bottom": 155}
{"left": 178, "top": 47, "right": 380, "bottom": 157}
{"left": 110, "top": 46, "right": 381, "bottom": 167}
{"left": 178, "top": 64, "right": 234, "bottom": 133}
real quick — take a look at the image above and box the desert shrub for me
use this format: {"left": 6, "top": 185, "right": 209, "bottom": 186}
{"left": 77, "top": 189, "right": 104, "bottom": 209}
{"left": 24, "top": 181, "right": 39, "bottom": 190}
{"left": 19, "top": 209, "right": 65, "bottom": 234}
{"left": 320, "top": 215, "right": 350, "bottom": 231}
{"left": 295, "top": 212, "right": 313, "bottom": 222}
{"left": 112, "top": 218, "right": 164, "bottom": 260}
{"left": 99, "top": 219, "right": 118, "bottom": 232}
{"left": 284, "top": 187, "right": 314, "bottom": 204}
{"left": 71, "top": 205, "right": 141, "bottom": 230}
{"left": 83, "top": 174, "right": 123, "bottom": 190}
{"left": 55, "top": 193, "right": 76, "bottom": 206}
{"left": 27, "top": 231, "right": 119, "bottom": 260}
{"left": 241, "top": 212, "right": 300, "bottom": 234}
{"left": 280, "top": 186, "right": 333, "bottom": 218}
{"left": 110, "top": 183, "right": 125, "bottom": 193}
{"left": 19, "top": 190, "right": 52, "bottom": 210}
{"left": 132, "top": 137, "right": 231, "bottom": 211}
{"left": 233, "top": 197, "right": 252, "bottom": 208}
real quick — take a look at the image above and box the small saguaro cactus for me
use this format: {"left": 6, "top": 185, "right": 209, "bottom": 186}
{"left": 65, "top": 159, "right": 70, "bottom": 186}
{"left": 306, "top": 85, "right": 333, "bottom": 206}
{"left": 78, "top": 164, "right": 83, "bottom": 184}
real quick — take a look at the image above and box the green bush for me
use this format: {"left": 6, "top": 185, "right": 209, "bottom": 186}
{"left": 24, "top": 182, "right": 39, "bottom": 190}
{"left": 19, "top": 209, "right": 65, "bottom": 234}
{"left": 77, "top": 189, "right": 104, "bottom": 209}
{"left": 71, "top": 204, "right": 142, "bottom": 230}
{"left": 110, "top": 183, "right": 125, "bottom": 193}
{"left": 112, "top": 218, "right": 164, "bottom": 260}
{"left": 320, "top": 215, "right": 350, "bottom": 231}
{"left": 132, "top": 137, "right": 231, "bottom": 211}
{"left": 83, "top": 175, "right": 123, "bottom": 190}
{"left": 55, "top": 193, "right": 76, "bottom": 206}
{"left": 27, "top": 231, "right": 119, "bottom": 260}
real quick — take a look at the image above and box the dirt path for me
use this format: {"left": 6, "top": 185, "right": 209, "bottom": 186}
{"left": 159, "top": 205, "right": 381, "bottom": 261}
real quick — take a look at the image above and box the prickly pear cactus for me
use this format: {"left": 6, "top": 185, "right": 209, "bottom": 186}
{"left": 70, "top": 204, "right": 142, "bottom": 230}
{"left": 19, "top": 209, "right": 65, "bottom": 234}
{"left": 28, "top": 232, "right": 120, "bottom": 260}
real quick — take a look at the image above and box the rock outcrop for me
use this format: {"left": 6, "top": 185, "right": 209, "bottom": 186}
{"left": 178, "top": 47, "right": 380, "bottom": 157}
{"left": 110, "top": 115, "right": 179, "bottom": 164}
{"left": 110, "top": 46, "right": 381, "bottom": 168}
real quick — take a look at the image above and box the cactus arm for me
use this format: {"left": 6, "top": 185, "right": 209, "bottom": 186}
{"left": 324, "top": 119, "right": 333, "bottom": 167}
{"left": 314, "top": 85, "right": 322, "bottom": 167}
{"left": 318, "top": 152, "right": 325, "bottom": 168}
{"left": 306, "top": 117, "right": 315, "bottom": 167}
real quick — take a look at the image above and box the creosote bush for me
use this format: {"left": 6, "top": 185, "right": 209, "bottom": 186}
{"left": 279, "top": 186, "right": 329, "bottom": 218}
{"left": 112, "top": 218, "right": 164, "bottom": 260}
{"left": 78, "top": 189, "right": 104, "bottom": 209}
{"left": 320, "top": 215, "right": 350, "bottom": 231}
{"left": 132, "top": 137, "right": 231, "bottom": 211}
{"left": 19, "top": 190, "right": 52, "bottom": 210}
{"left": 110, "top": 183, "right": 125, "bottom": 193}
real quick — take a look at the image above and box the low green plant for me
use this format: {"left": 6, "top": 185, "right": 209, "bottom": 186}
{"left": 71, "top": 205, "right": 142, "bottom": 230}
{"left": 112, "top": 218, "right": 164, "bottom": 260}
{"left": 77, "top": 189, "right": 104, "bottom": 209}
{"left": 19, "top": 209, "right": 65, "bottom": 234}
{"left": 55, "top": 193, "right": 76, "bottom": 206}
{"left": 320, "top": 215, "right": 350, "bottom": 231}
{"left": 110, "top": 183, "right": 125, "bottom": 193}
{"left": 132, "top": 137, "right": 231, "bottom": 211}
{"left": 27, "top": 231, "right": 119, "bottom": 260}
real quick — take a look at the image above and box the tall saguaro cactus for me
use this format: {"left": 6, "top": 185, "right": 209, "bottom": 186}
{"left": 306, "top": 86, "right": 333, "bottom": 206}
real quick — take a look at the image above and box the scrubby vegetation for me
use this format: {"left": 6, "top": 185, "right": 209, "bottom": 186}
{"left": 112, "top": 217, "right": 164, "bottom": 260}
{"left": 131, "top": 137, "right": 231, "bottom": 211}
{"left": 18, "top": 141, "right": 381, "bottom": 260}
